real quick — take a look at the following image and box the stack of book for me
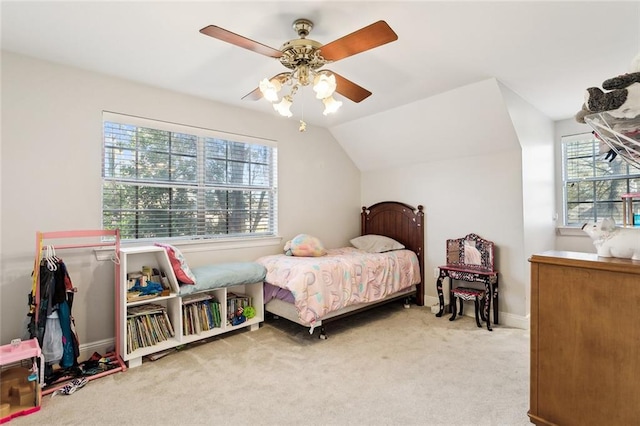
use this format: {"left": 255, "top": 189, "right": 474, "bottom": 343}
{"left": 126, "top": 304, "right": 175, "bottom": 354}
{"left": 181, "top": 294, "right": 222, "bottom": 336}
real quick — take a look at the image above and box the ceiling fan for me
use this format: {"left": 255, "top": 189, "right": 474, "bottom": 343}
{"left": 199, "top": 18, "right": 398, "bottom": 116}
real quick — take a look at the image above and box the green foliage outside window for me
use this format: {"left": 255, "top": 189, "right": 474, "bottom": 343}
{"left": 102, "top": 117, "right": 277, "bottom": 240}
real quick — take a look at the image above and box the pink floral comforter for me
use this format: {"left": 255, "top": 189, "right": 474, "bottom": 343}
{"left": 256, "top": 247, "right": 420, "bottom": 326}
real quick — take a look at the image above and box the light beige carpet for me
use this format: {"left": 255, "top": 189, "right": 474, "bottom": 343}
{"left": 12, "top": 302, "right": 530, "bottom": 425}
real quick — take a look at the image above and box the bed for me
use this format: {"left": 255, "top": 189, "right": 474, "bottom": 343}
{"left": 256, "top": 201, "right": 425, "bottom": 338}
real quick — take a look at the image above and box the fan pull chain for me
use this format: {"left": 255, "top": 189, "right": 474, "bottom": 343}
{"left": 299, "top": 91, "right": 306, "bottom": 132}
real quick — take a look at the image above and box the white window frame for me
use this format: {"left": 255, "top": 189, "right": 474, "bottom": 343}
{"left": 102, "top": 112, "right": 278, "bottom": 242}
{"left": 561, "top": 132, "right": 640, "bottom": 227}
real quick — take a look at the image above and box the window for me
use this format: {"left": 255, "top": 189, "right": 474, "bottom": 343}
{"left": 562, "top": 132, "right": 639, "bottom": 226}
{"left": 102, "top": 112, "right": 277, "bottom": 241}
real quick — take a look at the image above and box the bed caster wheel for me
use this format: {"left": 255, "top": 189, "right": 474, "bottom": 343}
{"left": 319, "top": 326, "right": 327, "bottom": 339}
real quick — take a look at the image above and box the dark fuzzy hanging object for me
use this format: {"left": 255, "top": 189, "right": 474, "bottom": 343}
{"left": 602, "top": 71, "right": 640, "bottom": 90}
{"left": 586, "top": 87, "right": 629, "bottom": 113}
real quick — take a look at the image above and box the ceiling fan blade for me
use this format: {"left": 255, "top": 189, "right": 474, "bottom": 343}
{"left": 242, "top": 87, "right": 263, "bottom": 101}
{"left": 200, "top": 25, "right": 283, "bottom": 58}
{"left": 320, "top": 21, "right": 398, "bottom": 62}
{"left": 241, "top": 73, "right": 291, "bottom": 101}
{"left": 329, "top": 71, "right": 372, "bottom": 103}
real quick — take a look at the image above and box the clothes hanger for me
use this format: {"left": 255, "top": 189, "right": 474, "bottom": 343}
{"left": 45, "top": 245, "right": 58, "bottom": 271}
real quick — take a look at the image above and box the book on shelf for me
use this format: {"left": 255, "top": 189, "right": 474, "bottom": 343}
{"left": 181, "top": 297, "right": 222, "bottom": 336}
{"left": 127, "top": 303, "right": 166, "bottom": 317}
{"left": 161, "top": 310, "right": 175, "bottom": 336}
{"left": 212, "top": 301, "right": 221, "bottom": 327}
{"left": 182, "top": 293, "right": 213, "bottom": 305}
{"left": 126, "top": 303, "right": 175, "bottom": 354}
{"left": 147, "top": 349, "right": 174, "bottom": 361}
{"left": 193, "top": 304, "right": 201, "bottom": 334}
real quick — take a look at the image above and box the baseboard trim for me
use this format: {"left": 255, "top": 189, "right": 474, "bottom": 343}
{"left": 78, "top": 338, "right": 116, "bottom": 362}
{"left": 77, "top": 304, "right": 530, "bottom": 360}
{"left": 423, "top": 295, "right": 529, "bottom": 330}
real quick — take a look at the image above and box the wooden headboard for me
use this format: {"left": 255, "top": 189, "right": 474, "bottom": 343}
{"left": 361, "top": 201, "right": 425, "bottom": 306}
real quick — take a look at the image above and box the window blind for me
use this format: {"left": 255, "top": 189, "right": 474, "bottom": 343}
{"left": 102, "top": 112, "right": 278, "bottom": 241}
{"left": 562, "top": 133, "right": 639, "bottom": 225}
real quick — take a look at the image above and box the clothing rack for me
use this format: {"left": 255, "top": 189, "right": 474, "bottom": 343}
{"left": 32, "top": 229, "right": 126, "bottom": 396}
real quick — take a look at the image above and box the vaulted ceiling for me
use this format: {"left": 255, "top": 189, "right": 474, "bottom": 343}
{"left": 2, "top": 1, "right": 638, "bottom": 130}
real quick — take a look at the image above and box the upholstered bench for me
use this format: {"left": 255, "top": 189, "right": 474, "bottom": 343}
{"left": 179, "top": 262, "right": 267, "bottom": 296}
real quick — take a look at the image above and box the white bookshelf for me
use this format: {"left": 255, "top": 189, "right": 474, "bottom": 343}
{"left": 117, "top": 246, "right": 264, "bottom": 368}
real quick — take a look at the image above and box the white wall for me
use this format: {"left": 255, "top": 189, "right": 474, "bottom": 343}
{"left": 500, "top": 82, "right": 556, "bottom": 318}
{"left": 360, "top": 151, "right": 526, "bottom": 324}
{"left": 337, "top": 79, "right": 541, "bottom": 328}
{"left": 0, "top": 51, "right": 361, "bottom": 347}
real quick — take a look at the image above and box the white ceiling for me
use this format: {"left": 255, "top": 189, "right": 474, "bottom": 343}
{"left": 2, "top": 1, "right": 639, "bottom": 128}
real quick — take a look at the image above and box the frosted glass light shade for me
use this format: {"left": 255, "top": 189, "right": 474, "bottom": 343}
{"left": 313, "top": 73, "right": 337, "bottom": 99}
{"left": 322, "top": 96, "right": 342, "bottom": 115}
{"left": 273, "top": 96, "right": 293, "bottom": 117}
{"left": 259, "top": 78, "right": 282, "bottom": 102}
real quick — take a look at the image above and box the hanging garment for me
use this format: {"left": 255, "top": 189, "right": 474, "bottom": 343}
{"left": 42, "top": 311, "right": 63, "bottom": 364}
{"left": 28, "top": 252, "right": 80, "bottom": 369}
{"left": 29, "top": 260, "right": 56, "bottom": 344}
{"left": 57, "top": 300, "right": 76, "bottom": 368}
{"left": 58, "top": 259, "right": 80, "bottom": 362}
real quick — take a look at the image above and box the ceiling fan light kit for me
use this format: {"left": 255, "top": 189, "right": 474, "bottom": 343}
{"left": 262, "top": 68, "right": 341, "bottom": 117}
{"left": 273, "top": 95, "right": 294, "bottom": 118}
{"left": 322, "top": 96, "right": 343, "bottom": 116}
{"left": 259, "top": 78, "right": 282, "bottom": 102}
{"left": 313, "top": 72, "right": 337, "bottom": 99}
{"left": 200, "top": 18, "right": 398, "bottom": 125}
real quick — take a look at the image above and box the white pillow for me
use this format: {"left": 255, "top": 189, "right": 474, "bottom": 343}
{"left": 350, "top": 234, "right": 405, "bottom": 253}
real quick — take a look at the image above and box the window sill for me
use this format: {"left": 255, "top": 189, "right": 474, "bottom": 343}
{"left": 95, "top": 235, "right": 283, "bottom": 260}
{"left": 168, "top": 236, "right": 283, "bottom": 253}
{"left": 556, "top": 226, "right": 589, "bottom": 237}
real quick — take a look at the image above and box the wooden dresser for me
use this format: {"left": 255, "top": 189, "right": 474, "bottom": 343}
{"left": 529, "top": 251, "right": 640, "bottom": 426}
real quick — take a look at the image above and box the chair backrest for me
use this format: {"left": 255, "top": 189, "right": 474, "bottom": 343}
{"left": 445, "top": 233, "right": 495, "bottom": 272}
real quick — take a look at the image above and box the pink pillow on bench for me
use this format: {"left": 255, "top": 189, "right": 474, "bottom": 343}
{"left": 154, "top": 243, "right": 196, "bottom": 285}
